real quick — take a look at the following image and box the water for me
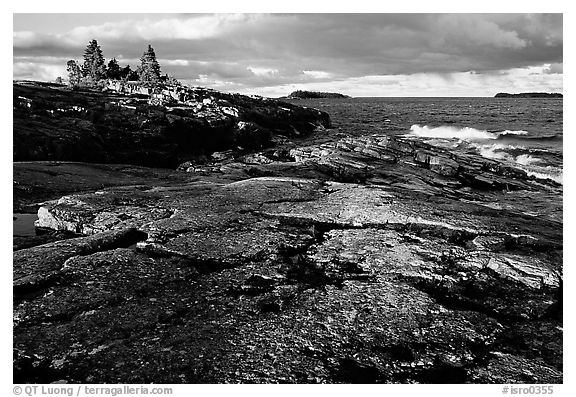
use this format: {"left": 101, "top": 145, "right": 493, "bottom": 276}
{"left": 289, "top": 97, "right": 563, "bottom": 183}
{"left": 13, "top": 213, "right": 38, "bottom": 237}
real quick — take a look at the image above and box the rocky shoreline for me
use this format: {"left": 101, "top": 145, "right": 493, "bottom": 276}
{"left": 14, "top": 81, "right": 330, "bottom": 168}
{"left": 13, "top": 82, "right": 562, "bottom": 384}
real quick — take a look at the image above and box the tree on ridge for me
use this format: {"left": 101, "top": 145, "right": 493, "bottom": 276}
{"left": 82, "top": 39, "right": 107, "bottom": 82}
{"left": 137, "top": 44, "right": 161, "bottom": 83}
{"left": 106, "top": 58, "right": 122, "bottom": 80}
{"left": 66, "top": 60, "right": 83, "bottom": 86}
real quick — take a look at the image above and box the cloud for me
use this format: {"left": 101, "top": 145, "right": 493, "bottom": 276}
{"left": 66, "top": 14, "right": 255, "bottom": 42}
{"left": 13, "top": 13, "right": 563, "bottom": 96}
{"left": 14, "top": 61, "right": 66, "bottom": 81}
{"left": 13, "top": 31, "right": 80, "bottom": 58}
{"left": 544, "top": 63, "right": 563, "bottom": 74}
{"left": 243, "top": 67, "right": 563, "bottom": 98}
{"left": 247, "top": 66, "right": 279, "bottom": 77}
{"left": 303, "top": 70, "right": 333, "bottom": 79}
{"left": 435, "top": 14, "right": 527, "bottom": 49}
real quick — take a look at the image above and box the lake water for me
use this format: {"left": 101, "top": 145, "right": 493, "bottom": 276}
{"left": 13, "top": 213, "right": 39, "bottom": 237}
{"left": 288, "top": 97, "right": 563, "bottom": 184}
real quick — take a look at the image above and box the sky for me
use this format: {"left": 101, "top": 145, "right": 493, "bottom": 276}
{"left": 13, "top": 13, "right": 563, "bottom": 97}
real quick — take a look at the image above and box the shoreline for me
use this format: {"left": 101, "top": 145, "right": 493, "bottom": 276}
{"left": 13, "top": 83, "right": 563, "bottom": 384}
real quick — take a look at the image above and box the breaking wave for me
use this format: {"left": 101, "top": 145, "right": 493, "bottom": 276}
{"left": 408, "top": 124, "right": 563, "bottom": 184}
{"left": 526, "top": 168, "right": 563, "bottom": 184}
{"left": 477, "top": 143, "right": 512, "bottom": 161}
{"left": 478, "top": 144, "right": 542, "bottom": 165}
{"left": 468, "top": 142, "right": 562, "bottom": 183}
{"left": 498, "top": 130, "right": 529, "bottom": 137}
{"left": 473, "top": 144, "right": 562, "bottom": 184}
{"left": 515, "top": 154, "right": 542, "bottom": 166}
{"left": 409, "top": 124, "right": 530, "bottom": 141}
{"left": 409, "top": 124, "right": 496, "bottom": 140}
{"left": 512, "top": 133, "right": 563, "bottom": 141}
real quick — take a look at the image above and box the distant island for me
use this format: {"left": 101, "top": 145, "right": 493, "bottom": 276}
{"left": 282, "top": 90, "right": 351, "bottom": 99}
{"left": 495, "top": 92, "right": 563, "bottom": 98}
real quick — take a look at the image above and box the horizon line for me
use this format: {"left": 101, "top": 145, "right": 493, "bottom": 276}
{"left": 12, "top": 79, "right": 563, "bottom": 99}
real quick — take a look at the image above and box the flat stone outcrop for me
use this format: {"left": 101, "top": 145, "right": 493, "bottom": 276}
{"left": 17, "top": 164, "right": 562, "bottom": 383}
{"left": 14, "top": 228, "right": 146, "bottom": 296}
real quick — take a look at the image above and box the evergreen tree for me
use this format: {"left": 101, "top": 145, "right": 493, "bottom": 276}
{"left": 82, "top": 39, "right": 107, "bottom": 81}
{"left": 161, "top": 74, "right": 180, "bottom": 85}
{"left": 106, "top": 58, "right": 122, "bottom": 80}
{"left": 120, "top": 65, "right": 139, "bottom": 81}
{"left": 128, "top": 69, "right": 140, "bottom": 81}
{"left": 137, "top": 44, "right": 161, "bottom": 82}
{"left": 66, "top": 60, "right": 83, "bottom": 86}
{"left": 119, "top": 65, "right": 131, "bottom": 80}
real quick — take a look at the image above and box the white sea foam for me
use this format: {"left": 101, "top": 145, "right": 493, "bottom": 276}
{"left": 409, "top": 125, "right": 531, "bottom": 141}
{"left": 478, "top": 144, "right": 546, "bottom": 166}
{"left": 408, "top": 124, "right": 561, "bottom": 184}
{"left": 409, "top": 124, "right": 496, "bottom": 140}
{"left": 478, "top": 144, "right": 511, "bottom": 161}
{"left": 515, "top": 154, "right": 542, "bottom": 166}
{"left": 473, "top": 144, "right": 561, "bottom": 183}
{"left": 499, "top": 130, "right": 529, "bottom": 136}
{"left": 526, "top": 169, "right": 563, "bottom": 184}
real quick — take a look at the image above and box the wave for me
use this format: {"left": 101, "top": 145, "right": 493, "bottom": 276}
{"left": 497, "top": 133, "right": 563, "bottom": 141}
{"left": 498, "top": 130, "right": 529, "bottom": 136}
{"left": 526, "top": 168, "right": 563, "bottom": 184}
{"left": 515, "top": 154, "right": 542, "bottom": 166}
{"left": 408, "top": 124, "right": 563, "bottom": 184}
{"left": 478, "top": 144, "right": 511, "bottom": 161}
{"left": 409, "top": 124, "right": 496, "bottom": 140}
{"left": 476, "top": 143, "right": 561, "bottom": 184}
{"left": 409, "top": 124, "right": 560, "bottom": 142}
{"left": 478, "top": 144, "right": 542, "bottom": 165}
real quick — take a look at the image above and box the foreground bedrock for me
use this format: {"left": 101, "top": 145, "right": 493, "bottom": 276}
{"left": 14, "top": 134, "right": 562, "bottom": 383}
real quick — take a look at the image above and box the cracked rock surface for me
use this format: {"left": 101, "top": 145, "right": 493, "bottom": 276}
{"left": 14, "top": 110, "right": 561, "bottom": 384}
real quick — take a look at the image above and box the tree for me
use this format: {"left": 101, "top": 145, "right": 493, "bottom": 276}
{"left": 128, "top": 69, "right": 140, "bottom": 81}
{"left": 66, "top": 60, "right": 83, "bottom": 86}
{"left": 119, "top": 65, "right": 139, "bottom": 81}
{"left": 106, "top": 58, "right": 122, "bottom": 80}
{"left": 137, "top": 44, "right": 161, "bottom": 82}
{"left": 55, "top": 76, "right": 64, "bottom": 84}
{"left": 119, "top": 65, "right": 131, "bottom": 80}
{"left": 82, "top": 39, "right": 107, "bottom": 81}
{"left": 161, "top": 74, "right": 180, "bottom": 85}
